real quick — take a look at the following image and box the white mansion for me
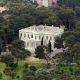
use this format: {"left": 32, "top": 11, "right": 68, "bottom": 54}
{"left": 19, "top": 25, "right": 64, "bottom": 52}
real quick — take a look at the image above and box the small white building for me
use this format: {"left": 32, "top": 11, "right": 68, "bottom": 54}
{"left": 19, "top": 25, "right": 64, "bottom": 52}
{"left": 0, "top": 7, "right": 9, "bottom": 13}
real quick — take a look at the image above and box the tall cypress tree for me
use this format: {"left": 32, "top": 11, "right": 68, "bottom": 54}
{"left": 48, "top": 40, "right": 51, "bottom": 52}
{"left": 41, "top": 37, "right": 43, "bottom": 45}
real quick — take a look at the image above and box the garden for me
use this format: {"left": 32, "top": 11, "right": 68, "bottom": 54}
{"left": 1, "top": 60, "right": 80, "bottom": 80}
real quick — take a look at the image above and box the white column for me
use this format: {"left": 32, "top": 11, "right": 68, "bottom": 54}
{"left": 29, "top": 42, "right": 30, "bottom": 48}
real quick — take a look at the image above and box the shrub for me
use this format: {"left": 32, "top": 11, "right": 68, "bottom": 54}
{"left": 58, "top": 71, "right": 62, "bottom": 74}
{"left": 52, "top": 56, "right": 56, "bottom": 59}
{"left": 45, "top": 63, "right": 51, "bottom": 69}
{"left": 50, "top": 72, "right": 55, "bottom": 75}
{"left": 61, "top": 73, "right": 72, "bottom": 80}
{"left": 23, "top": 69, "right": 28, "bottom": 74}
{"left": 35, "top": 68, "right": 51, "bottom": 75}
{"left": 62, "top": 77, "right": 73, "bottom": 80}
{"left": 54, "top": 69, "right": 58, "bottom": 74}
{"left": 23, "top": 75, "right": 34, "bottom": 80}
{"left": 13, "top": 63, "right": 18, "bottom": 68}
{"left": 0, "top": 3, "right": 5, "bottom": 7}
{"left": 72, "top": 76, "right": 75, "bottom": 79}
{"left": 24, "top": 70, "right": 34, "bottom": 76}
{"left": 17, "top": 75, "right": 20, "bottom": 78}
{"left": 0, "top": 72, "right": 2, "bottom": 79}
{"left": 76, "top": 76, "right": 80, "bottom": 80}
{"left": 30, "top": 66, "right": 36, "bottom": 71}
{"left": 69, "top": 67, "right": 73, "bottom": 72}
{"left": 76, "top": 68, "right": 80, "bottom": 75}
{"left": 11, "top": 63, "right": 18, "bottom": 70}
{"left": 9, "top": 72, "right": 16, "bottom": 79}
{"left": 24, "top": 63, "right": 28, "bottom": 68}
{"left": 34, "top": 74, "right": 52, "bottom": 80}
{"left": 76, "top": 61, "right": 80, "bottom": 65}
{"left": 25, "top": 49, "right": 31, "bottom": 56}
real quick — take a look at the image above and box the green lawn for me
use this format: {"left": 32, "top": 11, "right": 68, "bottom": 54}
{"left": 0, "top": 61, "right": 79, "bottom": 80}
{"left": 0, "top": 61, "right": 45, "bottom": 80}
{"left": 0, "top": 0, "right": 3, "bottom": 3}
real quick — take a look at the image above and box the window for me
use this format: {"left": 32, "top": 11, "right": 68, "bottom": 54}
{"left": 50, "top": 36, "right": 52, "bottom": 40}
{"left": 27, "top": 42, "right": 29, "bottom": 47}
{"left": 46, "top": 36, "right": 48, "bottom": 40}
{"left": 31, "top": 34, "right": 33, "bottom": 38}
{"left": 35, "top": 36, "right": 37, "bottom": 39}
{"left": 46, "top": 44, "right": 48, "bottom": 46}
{"left": 43, "top": 36, "right": 44, "bottom": 39}
{"left": 20, "top": 33, "right": 22, "bottom": 37}
{"left": 39, "top": 36, "right": 40, "bottom": 39}
{"left": 24, "top": 33, "right": 26, "bottom": 38}
{"left": 28, "top": 34, "right": 29, "bottom": 38}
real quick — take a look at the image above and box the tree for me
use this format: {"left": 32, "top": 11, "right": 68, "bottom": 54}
{"left": 3, "top": 67, "right": 11, "bottom": 80}
{"left": 54, "top": 36, "right": 64, "bottom": 49}
{"left": 1, "top": 54, "right": 14, "bottom": 67}
{"left": 11, "top": 39, "right": 25, "bottom": 50}
{"left": 35, "top": 45, "right": 50, "bottom": 63}
{"left": 41, "top": 37, "right": 43, "bottom": 45}
{"left": 0, "top": 29, "right": 7, "bottom": 51}
{"left": 57, "top": 9, "right": 76, "bottom": 30}
{"left": 11, "top": 39, "right": 25, "bottom": 65}
{"left": 35, "top": 45, "right": 46, "bottom": 59}
{"left": 71, "top": 43, "right": 80, "bottom": 60}
{"left": 0, "top": 38, "right": 3, "bottom": 53}
{"left": 9, "top": 16, "right": 27, "bottom": 39}
{"left": 57, "top": 0, "right": 80, "bottom": 9}
{"left": 43, "top": 16, "right": 62, "bottom": 27}
{"left": 48, "top": 40, "right": 51, "bottom": 52}
{"left": 25, "top": 49, "right": 31, "bottom": 56}
{"left": 22, "top": 14, "right": 35, "bottom": 26}
{"left": 38, "top": 8, "right": 52, "bottom": 24}
{"left": 75, "top": 6, "right": 80, "bottom": 20}
{"left": 19, "top": 49, "right": 31, "bottom": 60}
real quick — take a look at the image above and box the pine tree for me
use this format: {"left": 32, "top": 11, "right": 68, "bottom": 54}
{"left": 48, "top": 40, "right": 51, "bottom": 52}
{"left": 41, "top": 37, "right": 43, "bottom": 45}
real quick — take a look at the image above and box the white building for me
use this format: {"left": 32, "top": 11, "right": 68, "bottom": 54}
{"left": 19, "top": 25, "right": 64, "bottom": 52}
{"left": 33, "top": 0, "right": 57, "bottom": 7}
{"left": 0, "top": 7, "right": 9, "bottom": 13}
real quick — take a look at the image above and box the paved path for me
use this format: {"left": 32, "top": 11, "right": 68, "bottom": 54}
{"left": 19, "top": 60, "right": 77, "bottom": 65}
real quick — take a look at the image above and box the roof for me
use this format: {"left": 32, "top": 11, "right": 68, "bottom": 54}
{"left": 19, "top": 25, "right": 64, "bottom": 36}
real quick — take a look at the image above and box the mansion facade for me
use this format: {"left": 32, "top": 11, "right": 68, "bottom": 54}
{"left": 19, "top": 25, "right": 64, "bottom": 52}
